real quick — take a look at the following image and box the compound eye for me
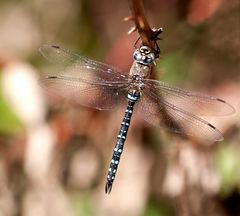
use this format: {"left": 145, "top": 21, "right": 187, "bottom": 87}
{"left": 143, "top": 53, "right": 155, "bottom": 64}
{"left": 133, "top": 50, "right": 142, "bottom": 61}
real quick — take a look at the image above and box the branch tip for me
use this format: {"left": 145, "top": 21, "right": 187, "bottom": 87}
{"left": 128, "top": 0, "right": 163, "bottom": 58}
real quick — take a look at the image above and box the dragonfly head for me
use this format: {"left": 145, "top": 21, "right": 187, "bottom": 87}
{"left": 133, "top": 46, "right": 155, "bottom": 65}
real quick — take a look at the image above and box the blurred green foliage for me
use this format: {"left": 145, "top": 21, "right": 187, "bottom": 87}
{"left": 157, "top": 49, "right": 192, "bottom": 85}
{"left": 216, "top": 145, "right": 240, "bottom": 196}
{"left": 70, "top": 192, "right": 95, "bottom": 216}
{"left": 143, "top": 198, "right": 175, "bottom": 216}
{"left": 0, "top": 74, "right": 21, "bottom": 135}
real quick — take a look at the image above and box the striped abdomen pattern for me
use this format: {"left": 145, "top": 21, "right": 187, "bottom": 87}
{"left": 105, "top": 93, "right": 140, "bottom": 194}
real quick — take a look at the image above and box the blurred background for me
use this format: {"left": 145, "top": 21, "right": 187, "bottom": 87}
{"left": 0, "top": 0, "right": 239, "bottom": 215}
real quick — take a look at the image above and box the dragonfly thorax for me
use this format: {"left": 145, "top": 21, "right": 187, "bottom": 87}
{"left": 130, "top": 60, "right": 152, "bottom": 80}
{"left": 128, "top": 74, "right": 145, "bottom": 95}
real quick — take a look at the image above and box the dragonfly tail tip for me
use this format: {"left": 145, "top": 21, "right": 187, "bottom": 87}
{"left": 105, "top": 182, "right": 113, "bottom": 194}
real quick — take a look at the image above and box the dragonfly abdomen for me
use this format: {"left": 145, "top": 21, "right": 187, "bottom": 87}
{"left": 105, "top": 93, "right": 140, "bottom": 194}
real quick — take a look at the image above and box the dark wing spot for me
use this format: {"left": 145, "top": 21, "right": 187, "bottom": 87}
{"left": 208, "top": 123, "right": 216, "bottom": 129}
{"left": 47, "top": 76, "right": 58, "bottom": 79}
{"left": 51, "top": 45, "right": 60, "bottom": 49}
{"left": 216, "top": 98, "right": 226, "bottom": 103}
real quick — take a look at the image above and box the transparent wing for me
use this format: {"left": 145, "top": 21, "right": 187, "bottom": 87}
{"left": 39, "top": 76, "right": 128, "bottom": 110}
{"left": 139, "top": 86, "right": 224, "bottom": 143}
{"left": 39, "top": 45, "right": 129, "bottom": 83}
{"left": 39, "top": 45, "right": 130, "bottom": 110}
{"left": 145, "top": 79, "right": 235, "bottom": 116}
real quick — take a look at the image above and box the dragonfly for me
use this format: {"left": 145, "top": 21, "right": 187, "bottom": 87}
{"left": 39, "top": 44, "right": 235, "bottom": 194}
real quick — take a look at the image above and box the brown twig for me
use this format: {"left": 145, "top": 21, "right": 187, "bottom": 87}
{"left": 126, "top": 0, "right": 163, "bottom": 58}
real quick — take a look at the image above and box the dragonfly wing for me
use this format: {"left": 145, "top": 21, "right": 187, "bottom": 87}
{"left": 39, "top": 45, "right": 130, "bottom": 110}
{"left": 39, "top": 45, "right": 129, "bottom": 83}
{"left": 39, "top": 76, "right": 128, "bottom": 110}
{"left": 139, "top": 87, "right": 224, "bottom": 143}
{"left": 145, "top": 79, "right": 235, "bottom": 116}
